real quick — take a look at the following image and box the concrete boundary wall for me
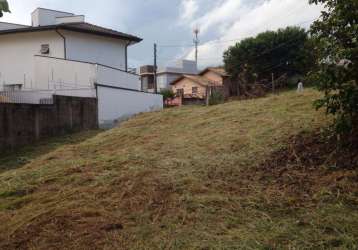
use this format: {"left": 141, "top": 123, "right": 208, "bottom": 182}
{"left": 0, "top": 95, "right": 98, "bottom": 152}
{"left": 96, "top": 84, "right": 163, "bottom": 127}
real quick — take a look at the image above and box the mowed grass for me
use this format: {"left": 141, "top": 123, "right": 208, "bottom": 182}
{"left": 0, "top": 89, "right": 357, "bottom": 249}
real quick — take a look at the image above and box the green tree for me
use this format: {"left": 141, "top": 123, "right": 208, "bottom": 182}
{"left": 309, "top": 0, "right": 358, "bottom": 137}
{"left": 224, "top": 27, "right": 313, "bottom": 83}
{"left": 0, "top": 0, "right": 10, "bottom": 17}
{"left": 160, "top": 89, "right": 175, "bottom": 101}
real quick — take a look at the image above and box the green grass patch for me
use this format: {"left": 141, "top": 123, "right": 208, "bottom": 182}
{"left": 0, "top": 89, "right": 357, "bottom": 249}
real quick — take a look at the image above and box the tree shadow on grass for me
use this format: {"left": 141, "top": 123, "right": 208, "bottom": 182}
{"left": 0, "top": 130, "right": 102, "bottom": 174}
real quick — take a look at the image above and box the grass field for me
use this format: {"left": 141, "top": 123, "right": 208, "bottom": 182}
{"left": 0, "top": 89, "right": 357, "bottom": 249}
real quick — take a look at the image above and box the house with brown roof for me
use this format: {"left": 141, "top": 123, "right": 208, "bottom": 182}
{"left": 170, "top": 67, "right": 232, "bottom": 105}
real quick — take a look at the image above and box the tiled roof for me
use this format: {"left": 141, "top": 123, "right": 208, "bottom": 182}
{"left": 0, "top": 22, "right": 142, "bottom": 43}
{"left": 200, "top": 67, "right": 230, "bottom": 77}
{"left": 171, "top": 75, "right": 219, "bottom": 86}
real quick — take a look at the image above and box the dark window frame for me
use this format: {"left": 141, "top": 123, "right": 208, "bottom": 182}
{"left": 176, "top": 88, "right": 184, "bottom": 97}
{"left": 192, "top": 87, "right": 198, "bottom": 94}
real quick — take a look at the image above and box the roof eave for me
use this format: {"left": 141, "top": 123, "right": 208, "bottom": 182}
{"left": 199, "top": 67, "right": 229, "bottom": 77}
{"left": 0, "top": 25, "right": 143, "bottom": 43}
{"left": 58, "top": 25, "right": 142, "bottom": 43}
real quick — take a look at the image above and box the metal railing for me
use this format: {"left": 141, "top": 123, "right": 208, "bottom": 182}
{"left": 0, "top": 90, "right": 54, "bottom": 104}
{"left": 0, "top": 87, "right": 96, "bottom": 105}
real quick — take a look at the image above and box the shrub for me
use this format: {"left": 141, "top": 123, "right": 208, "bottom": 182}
{"left": 209, "top": 90, "right": 225, "bottom": 106}
{"left": 160, "top": 89, "right": 175, "bottom": 101}
{"left": 309, "top": 0, "right": 358, "bottom": 138}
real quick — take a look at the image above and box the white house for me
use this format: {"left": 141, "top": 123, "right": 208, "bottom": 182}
{"left": 0, "top": 8, "right": 143, "bottom": 91}
{"left": 0, "top": 8, "right": 163, "bottom": 126}
{"left": 140, "top": 60, "right": 198, "bottom": 92}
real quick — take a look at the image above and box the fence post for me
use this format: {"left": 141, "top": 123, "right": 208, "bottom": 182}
{"left": 34, "top": 108, "right": 40, "bottom": 140}
{"left": 206, "top": 87, "right": 210, "bottom": 106}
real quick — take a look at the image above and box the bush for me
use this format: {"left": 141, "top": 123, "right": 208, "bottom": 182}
{"left": 309, "top": 0, "right": 358, "bottom": 138}
{"left": 209, "top": 90, "right": 225, "bottom": 106}
{"left": 160, "top": 89, "right": 175, "bottom": 101}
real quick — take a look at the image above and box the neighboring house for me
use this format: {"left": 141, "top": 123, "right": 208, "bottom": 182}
{"left": 200, "top": 67, "right": 233, "bottom": 97}
{"left": 170, "top": 67, "right": 232, "bottom": 105}
{"left": 140, "top": 60, "right": 198, "bottom": 92}
{"left": 0, "top": 8, "right": 141, "bottom": 91}
{"left": 171, "top": 75, "right": 219, "bottom": 99}
{"left": 139, "top": 65, "right": 155, "bottom": 90}
{"left": 0, "top": 8, "right": 163, "bottom": 127}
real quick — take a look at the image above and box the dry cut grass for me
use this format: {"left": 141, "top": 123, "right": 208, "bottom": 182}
{"left": 0, "top": 89, "right": 357, "bottom": 249}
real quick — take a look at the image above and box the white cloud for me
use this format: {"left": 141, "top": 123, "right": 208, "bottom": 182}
{"left": 180, "top": 0, "right": 199, "bottom": 21}
{"left": 184, "top": 0, "right": 324, "bottom": 68}
{"left": 1, "top": 0, "right": 40, "bottom": 25}
{"left": 191, "top": 0, "right": 246, "bottom": 34}
{"left": 1, "top": 0, "right": 129, "bottom": 30}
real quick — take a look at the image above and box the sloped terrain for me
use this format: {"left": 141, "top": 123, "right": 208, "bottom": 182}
{"left": 0, "top": 89, "right": 357, "bottom": 249}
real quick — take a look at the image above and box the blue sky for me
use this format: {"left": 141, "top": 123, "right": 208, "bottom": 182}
{"left": 1, "top": 0, "right": 323, "bottom": 69}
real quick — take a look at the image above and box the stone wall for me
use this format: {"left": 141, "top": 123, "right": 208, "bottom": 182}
{"left": 0, "top": 95, "right": 98, "bottom": 152}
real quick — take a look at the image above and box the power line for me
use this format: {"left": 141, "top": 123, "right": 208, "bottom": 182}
{"left": 157, "top": 33, "right": 310, "bottom": 62}
{"left": 157, "top": 18, "right": 316, "bottom": 49}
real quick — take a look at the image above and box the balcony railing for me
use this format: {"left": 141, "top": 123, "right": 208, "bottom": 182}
{"left": 0, "top": 88, "right": 96, "bottom": 104}
{"left": 32, "top": 55, "right": 140, "bottom": 91}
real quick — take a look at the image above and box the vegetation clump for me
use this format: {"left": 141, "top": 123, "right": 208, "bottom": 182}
{"left": 208, "top": 90, "right": 225, "bottom": 105}
{"left": 160, "top": 89, "right": 175, "bottom": 102}
{"left": 309, "top": 0, "right": 358, "bottom": 139}
{"left": 0, "top": 0, "right": 10, "bottom": 17}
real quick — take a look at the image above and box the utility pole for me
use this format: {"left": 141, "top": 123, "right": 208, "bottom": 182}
{"left": 193, "top": 27, "right": 200, "bottom": 67}
{"left": 154, "top": 43, "right": 158, "bottom": 94}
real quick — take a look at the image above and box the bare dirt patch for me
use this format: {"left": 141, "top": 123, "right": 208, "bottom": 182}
{"left": 257, "top": 131, "right": 358, "bottom": 206}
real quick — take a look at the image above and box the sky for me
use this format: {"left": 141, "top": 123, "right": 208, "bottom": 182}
{"left": 1, "top": 0, "right": 323, "bottom": 70}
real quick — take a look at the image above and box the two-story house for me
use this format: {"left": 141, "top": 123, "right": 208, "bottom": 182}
{"left": 139, "top": 60, "right": 198, "bottom": 92}
{"left": 0, "top": 8, "right": 163, "bottom": 127}
{"left": 0, "top": 8, "right": 142, "bottom": 91}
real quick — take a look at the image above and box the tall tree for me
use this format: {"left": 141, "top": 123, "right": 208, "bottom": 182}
{"left": 224, "top": 27, "right": 313, "bottom": 83}
{"left": 309, "top": 0, "right": 358, "bottom": 137}
{"left": 0, "top": 0, "right": 10, "bottom": 17}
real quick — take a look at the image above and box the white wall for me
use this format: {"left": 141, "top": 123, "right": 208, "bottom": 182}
{"left": 0, "top": 88, "right": 96, "bottom": 104}
{"left": 0, "top": 31, "right": 64, "bottom": 91}
{"left": 97, "top": 86, "right": 163, "bottom": 127}
{"left": 63, "top": 30, "right": 127, "bottom": 70}
{"left": 157, "top": 73, "right": 182, "bottom": 90}
{"left": 97, "top": 65, "right": 140, "bottom": 90}
{"left": 32, "top": 8, "right": 74, "bottom": 26}
{"left": 0, "top": 28, "right": 132, "bottom": 91}
{"left": 56, "top": 15, "right": 85, "bottom": 24}
{"left": 52, "top": 88, "right": 96, "bottom": 98}
{"left": 34, "top": 56, "right": 96, "bottom": 89}
{"left": 34, "top": 56, "right": 140, "bottom": 91}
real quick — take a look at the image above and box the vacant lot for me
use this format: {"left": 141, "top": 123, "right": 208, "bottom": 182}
{"left": 0, "top": 89, "right": 357, "bottom": 249}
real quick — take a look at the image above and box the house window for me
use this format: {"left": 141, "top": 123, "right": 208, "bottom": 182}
{"left": 192, "top": 87, "right": 198, "bottom": 94}
{"left": 176, "top": 88, "right": 184, "bottom": 97}
{"left": 148, "top": 75, "right": 155, "bottom": 89}
{"left": 41, "top": 44, "right": 50, "bottom": 54}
